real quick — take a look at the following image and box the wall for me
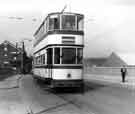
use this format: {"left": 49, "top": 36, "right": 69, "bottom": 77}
{"left": 84, "top": 66, "right": 135, "bottom": 76}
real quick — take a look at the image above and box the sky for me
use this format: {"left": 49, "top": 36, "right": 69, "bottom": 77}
{"left": 0, "top": 0, "right": 135, "bottom": 57}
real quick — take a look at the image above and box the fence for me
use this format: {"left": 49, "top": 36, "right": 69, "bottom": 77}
{"left": 84, "top": 66, "right": 135, "bottom": 76}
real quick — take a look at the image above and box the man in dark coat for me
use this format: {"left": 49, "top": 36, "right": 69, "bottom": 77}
{"left": 120, "top": 66, "right": 127, "bottom": 83}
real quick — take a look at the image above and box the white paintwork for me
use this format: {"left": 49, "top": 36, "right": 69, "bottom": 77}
{"left": 33, "top": 68, "right": 51, "bottom": 78}
{"left": 52, "top": 69, "right": 83, "bottom": 80}
{"left": 34, "top": 34, "right": 84, "bottom": 53}
{"left": 33, "top": 33, "right": 84, "bottom": 82}
{"left": 34, "top": 68, "right": 83, "bottom": 80}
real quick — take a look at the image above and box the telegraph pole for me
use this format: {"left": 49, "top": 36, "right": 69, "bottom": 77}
{"left": 21, "top": 41, "right": 25, "bottom": 73}
{"left": 15, "top": 42, "right": 18, "bottom": 73}
{"left": 20, "top": 39, "right": 32, "bottom": 74}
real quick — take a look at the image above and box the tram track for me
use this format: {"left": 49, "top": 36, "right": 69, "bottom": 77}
{"left": 25, "top": 76, "right": 95, "bottom": 114}
{"left": 27, "top": 92, "right": 94, "bottom": 114}
{"left": 52, "top": 93, "right": 95, "bottom": 114}
{"left": 32, "top": 81, "right": 95, "bottom": 114}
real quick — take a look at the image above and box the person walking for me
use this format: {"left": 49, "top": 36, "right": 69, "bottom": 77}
{"left": 120, "top": 66, "right": 127, "bottom": 83}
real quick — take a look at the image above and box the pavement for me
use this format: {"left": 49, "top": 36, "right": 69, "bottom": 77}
{"left": 84, "top": 73, "right": 135, "bottom": 89}
{"left": 0, "top": 74, "right": 22, "bottom": 89}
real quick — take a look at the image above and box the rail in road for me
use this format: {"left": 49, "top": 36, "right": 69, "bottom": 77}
{"left": 21, "top": 75, "right": 135, "bottom": 114}
{"left": 31, "top": 79, "right": 95, "bottom": 114}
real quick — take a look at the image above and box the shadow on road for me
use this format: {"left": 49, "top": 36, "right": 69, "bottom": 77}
{"left": 33, "top": 78, "right": 108, "bottom": 95}
{"left": 33, "top": 78, "right": 84, "bottom": 94}
{"left": 84, "top": 81, "right": 107, "bottom": 92}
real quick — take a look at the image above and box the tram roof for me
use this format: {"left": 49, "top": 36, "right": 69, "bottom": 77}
{"left": 46, "top": 12, "right": 84, "bottom": 17}
{"left": 34, "top": 12, "right": 84, "bottom": 36}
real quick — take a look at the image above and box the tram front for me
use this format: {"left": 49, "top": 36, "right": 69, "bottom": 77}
{"left": 47, "top": 12, "right": 84, "bottom": 88}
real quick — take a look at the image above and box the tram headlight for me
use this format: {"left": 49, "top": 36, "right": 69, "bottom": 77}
{"left": 67, "top": 73, "right": 71, "bottom": 78}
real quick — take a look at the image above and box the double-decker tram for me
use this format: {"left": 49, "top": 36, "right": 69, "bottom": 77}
{"left": 33, "top": 12, "right": 84, "bottom": 89}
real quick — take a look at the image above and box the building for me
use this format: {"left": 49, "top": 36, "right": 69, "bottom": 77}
{"left": 0, "top": 40, "right": 22, "bottom": 71}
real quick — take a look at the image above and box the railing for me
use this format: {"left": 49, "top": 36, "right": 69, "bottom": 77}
{"left": 84, "top": 66, "right": 135, "bottom": 76}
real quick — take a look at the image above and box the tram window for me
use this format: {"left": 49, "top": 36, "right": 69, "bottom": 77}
{"left": 62, "top": 15, "right": 76, "bottom": 30}
{"left": 46, "top": 18, "right": 49, "bottom": 32}
{"left": 47, "top": 48, "right": 53, "bottom": 65}
{"left": 33, "top": 57, "right": 35, "bottom": 64}
{"left": 77, "top": 16, "right": 84, "bottom": 31}
{"left": 38, "top": 57, "right": 40, "bottom": 64}
{"left": 49, "top": 16, "right": 59, "bottom": 30}
{"left": 43, "top": 54, "right": 45, "bottom": 64}
{"left": 37, "top": 57, "right": 39, "bottom": 64}
{"left": 35, "top": 57, "right": 37, "bottom": 65}
{"left": 40, "top": 56, "right": 42, "bottom": 64}
{"left": 62, "top": 48, "right": 76, "bottom": 64}
{"left": 38, "top": 56, "right": 41, "bottom": 64}
{"left": 36, "top": 57, "right": 38, "bottom": 64}
{"left": 40, "top": 55, "right": 43, "bottom": 64}
{"left": 77, "top": 48, "right": 83, "bottom": 64}
{"left": 54, "top": 48, "right": 60, "bottom": 64}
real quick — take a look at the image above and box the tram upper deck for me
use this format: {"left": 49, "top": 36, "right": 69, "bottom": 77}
{"left": 34, "top": 12, "right": 84, "bottom": 47}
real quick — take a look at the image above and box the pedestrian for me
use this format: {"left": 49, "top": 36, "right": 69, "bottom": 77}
{"left": 120, "top": 66, "right": 127, "bottom": 83}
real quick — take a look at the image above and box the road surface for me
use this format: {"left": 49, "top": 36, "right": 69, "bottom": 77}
{"left": 0, "top": 74, "right": 135, "bottom": 114}
{"left": 20, "top": 75, "right": 135, "bottom": 114}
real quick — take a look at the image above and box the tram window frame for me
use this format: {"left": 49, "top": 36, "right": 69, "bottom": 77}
{"left": 54, "top": 47, "right": 60, "bottom": 64}
{"left": 62, "top": 15, "right": 76, "bottom": 30}
{"left": 40, "top": 55, "right": 42, "bottom": 65}
{"left": 42, "top": 54, "right": 45, "bottom": 64}
{"left": 49, "top": 15, "right": 60, "bottom": 31}
{"left": 36, "top": 57, "right": 37, "bottom": 65}
{"left": 47, "top": 48, "right": 53, "bottom": 65}
{"left": 77, "top": 15, "right": 84, "bottom": 31}
{"left": 35, "top": 57, "right": 37, "bottom": 65}
{"left": 61, "top": 48, "right": 76, "bottom": 64}
{"left": 44, "top": 20, "right": 47, "bottom": 34}
{"left": 46, "top": 18, "right": 49, "bottom": 32}
{"left": 77, "top": 48, "right": 83, "bottom": 64}
{"left": 36, "top": 56, "right": 38, "bottom": 65}
{"left": 38, "top": 56, "right": 41, "bottom": 65}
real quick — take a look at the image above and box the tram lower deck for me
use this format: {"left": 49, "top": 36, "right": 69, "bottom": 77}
{"left": 33, "top": 66, "right": 83, "bottom": 87}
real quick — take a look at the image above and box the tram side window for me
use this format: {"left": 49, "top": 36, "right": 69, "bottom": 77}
{"left": 46, "top": 18, "right": 49, "bottom": 32}
{"left": 47, "top": 48, "right": 53, "bottom": 65}
{"left": 43, "top": 54, "right": 45, "bottom": 64}
{"left": 62, "top": 48, "right": 76, "bottom": 64}
{"left": 35, "top": 57, "right": 38, "bottom": 65}
{"left": 77, "top": 48, "right": 83, "bottom": 64}
{"left": 49, "top": 16, "right": 59, "bottom": 30}
{"left": 33, "top": 57, "right": 35, "bottom": 65}
{"left": 77, "top": 16, "right": 84, "bottom": 31}
{"left": 62, "top": 15, "right": 76, "bottom": 30}
{"left": 54, "top": 48, "right": 60, "bottom": 64}
{"left": 38, "top": 56, "right": 41, "bottom": 65}
{"left": 36, "top": 57, "right": 38, "bottom": 64}
{"left": 40, "top": 56, "right": 42, "bottom": 65}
